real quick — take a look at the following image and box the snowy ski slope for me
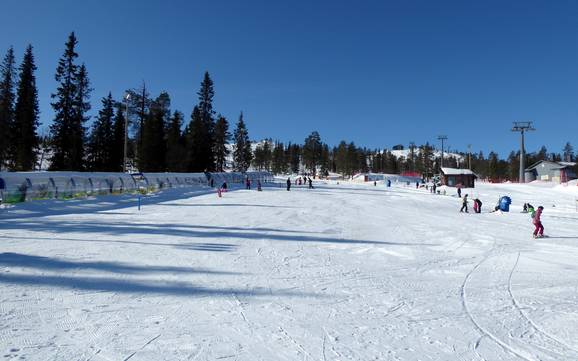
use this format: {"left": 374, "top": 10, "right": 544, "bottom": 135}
{"left": 0, "top": 181, "right": 577, "bottom": 360}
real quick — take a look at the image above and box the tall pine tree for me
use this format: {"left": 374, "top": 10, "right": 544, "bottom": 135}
{"left": 286, "top": 143, "right": 301, "bottom": 174}
{"left": 71, "top": 63, "right": 91, "bottom": 168}
{"left": 271, "top": 141, "right": 286, "bottom": 174}
{"left": 50, "top": 32, "right": 91, "bottom": 170}
{"left": 126, "top": 83, "right": 151, "bottom": 166}
{"left": 0, "top": 46, "right": 16, "bottom": 169}
{"left": 87, "top": 93, "right": 115, "bottom": 171}
{"left": 197, "top": 72, "right": 216, "bottom": 171}
{"left": 111, "top": 102, "right": 126, "bottom": 172}
{"left": 233, "top": 112, "right": 252, "bottom": 172}
{"left": 213, "top": 114, "right": 230, "bottom": 171}
{"left": 12, "top": 45, "right": 39, "bottom": 171}
{"left": 302, "top": 131, "right": 322, "bottom": 176}
{"left": 166, "top": 111, "right": 185, "bottom": 172}
{"left": 139, "top": 93, "right": 169, "bottom": 172}
{"left": 184, "top": 106, "right": 204, "bottom": 171}
{"left": 562, "top": 142, "right": 574, "bottom": 162}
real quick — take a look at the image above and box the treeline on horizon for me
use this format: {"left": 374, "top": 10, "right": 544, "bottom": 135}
{"left": 0, "top": 32, "right": 576, "bottom": 181}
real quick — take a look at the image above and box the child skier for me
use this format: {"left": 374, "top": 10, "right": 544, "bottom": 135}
{"left": 473, "top": 198, "right": 482, "bottom": 213}
{"left": 532, "top": 206, "right": 544, "bottom": 238}
{"left": 286, "top": 177, "right": 291, "bottom": 191}
{"left": 460, "top": 194, "right": 469, "bottom": 213}
{"left": 523, "top": 203, "right": 535, "bottom": 214}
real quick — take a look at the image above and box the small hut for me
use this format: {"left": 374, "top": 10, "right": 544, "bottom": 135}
{"left": 440, "top": 168, "right": 477, "bottom": 188}
{"left": 524, "top": 160, "right": 577, "bottom": 183}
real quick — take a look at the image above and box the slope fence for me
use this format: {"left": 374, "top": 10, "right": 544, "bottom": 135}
{"left": 0, "top": 171, "right": 274, "bottom": 204}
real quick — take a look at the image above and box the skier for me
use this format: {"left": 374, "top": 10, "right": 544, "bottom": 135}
{"left": 374, "top": 181, "right": 377, "bottom": 186}
{"left": 457, "top": 187, "right": 462, "bottom": 198}
{"left": 473, "top": 198, "right": 482, "bottom": 213}
{"left": 416, "top": 181, "right": 419, "bottom": 189}
{"left": 221, "top": 181, "right": 228, "bottom": 192}
{"left": 308, "top": 177, "right": 313, "bottom": 189}
{"left": 257, "top": 180, "right": 262, "bottom": 191}
{"left": 387, "top": 179, "right": 391, "bottom": 187}
{"left": 460, "top": 194, "right": 469, "bottom": 213}
{"left": 523, "top": 203, "right": 534, "bottom": 213}
{"left": 286, "top": 177, "right": 291, "bottom": 191}
{"left": 532, "top": 206, "right": 544, "bottom": 238}
{"left": 245, "top": 178, "right": 251, "bottom": 190}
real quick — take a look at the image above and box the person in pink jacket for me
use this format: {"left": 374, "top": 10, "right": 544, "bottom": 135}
{"left": 533, "top": 206, "right": 544, "bottom": 238}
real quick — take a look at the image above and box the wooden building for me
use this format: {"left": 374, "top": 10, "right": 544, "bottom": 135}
{"left": 440, "top": 168, "right": 477, "bottom": 188}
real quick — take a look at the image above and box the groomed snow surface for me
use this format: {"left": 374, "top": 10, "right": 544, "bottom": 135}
{"left": 1, "top": 180, "right": 578, "bottom": 360}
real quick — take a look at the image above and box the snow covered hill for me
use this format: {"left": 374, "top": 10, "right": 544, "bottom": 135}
{"left": 390, "top": 148, "right": 464, "bottom": 161}
{"left": 0, "top": 181, "right": 577, "bottom": 360}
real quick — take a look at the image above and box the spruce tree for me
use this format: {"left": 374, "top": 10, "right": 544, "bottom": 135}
{"left": 335, "top": 141, "right": 348, "bottom": 176}
{"left": 286, "top": 143, "right": 301, "bottom": 174}
{"left": 166, "top": 111, "right": 185, "bottom": 172}
{"left": 126, "top": 83, "right": 151, "bottom": 166}
{"left": 262, "top": 139, "right": 272, "bottom": 171}
{"left": 233, "top": 112, "right": 252, "bottom": 172}
{"left": 50, "top": 32, "right": 91, "bottom": 170}
{"left": 12, "top": 45, "right": 39, "bottom": 171}
{"left": 346, "top": 142, "right": 358, "bottom": 176}
{"left": 302, "top": 131, "right": 322, "bottom": 176}
{"left": 562, "top": 142, "right": 574, "bottom": 162}
{"left": 253, "top": 141, "right": 267, "bottom": 170}
{"left": 71, "top": 63, "right": 91, "bottom": 169}
{"left": 536, "top": 146, "right": 548, "bottom": 161}
{"left": 139, "top": 93, "right": 168, "bottom": 172}
{"left": 198, "top": 72, "right": 215, "bottom": 122}
{"left": 213, "top": 114, "right": 230, "bottom": 171}
{"left": 196, "top": 72, "right": 216, "bottom": 171}
{"left": 488, "top": 151, "right": 499, "bottom": 179}
{"left": 271, "top": 141, "right": 286, "bottom": 174}
{"left": 319, "top": 144, "right": 330, "bottom": 177}
{"left": 507, "top": 151, "right": 520, "bottom": 181}
{"left": 87, "top": 93, "right": 115, "bottom": 171}
{"left": 111, "top": 103, "right": 126, "bottom": 172}
{"left": 184, "top": 106, "right": 204, "bottom": 171}
{"left": 0, "top": 46, "right": 16, "bottom": 169}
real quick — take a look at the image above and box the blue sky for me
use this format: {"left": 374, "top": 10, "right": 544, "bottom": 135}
{"left": 1, "top": 0, "right": 577, "bottom": 157}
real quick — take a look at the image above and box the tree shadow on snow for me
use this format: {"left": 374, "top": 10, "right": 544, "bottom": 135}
{"left": 1, "top": 221, "right": 322, "bottom": 235}
{"left": 159, "top": 203, "right": 298, "bottom": 209}
{"left": 176, "top": 243, "right": 238, "bottom": 252}
{"left": 0, "top": 220, "right": 435, "bottom": 246}
{"left": 0, "top": 235, "right": 245, "bottom": 252}
{"left": 0, "top": 272, "right": 319, "bottom": 298}
{"left": 0, "top": 252, "right": 241, "bottom": 275}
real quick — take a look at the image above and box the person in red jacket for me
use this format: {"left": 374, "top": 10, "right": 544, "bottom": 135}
{"left": 533, "top": 206, "right": 544, "bottom": 238}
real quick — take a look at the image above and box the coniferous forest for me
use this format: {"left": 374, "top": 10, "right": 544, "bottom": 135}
{"left": 0, "top": 33, "right": 576, "bottom": 180}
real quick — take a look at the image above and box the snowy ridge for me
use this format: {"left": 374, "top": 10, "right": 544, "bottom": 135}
{"left": 390, "top": 148, "right": 464, "bottom": 161}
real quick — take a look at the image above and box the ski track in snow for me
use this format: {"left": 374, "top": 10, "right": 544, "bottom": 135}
{"left": 0, "top": 181, "right": 577, "bottom": 360}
